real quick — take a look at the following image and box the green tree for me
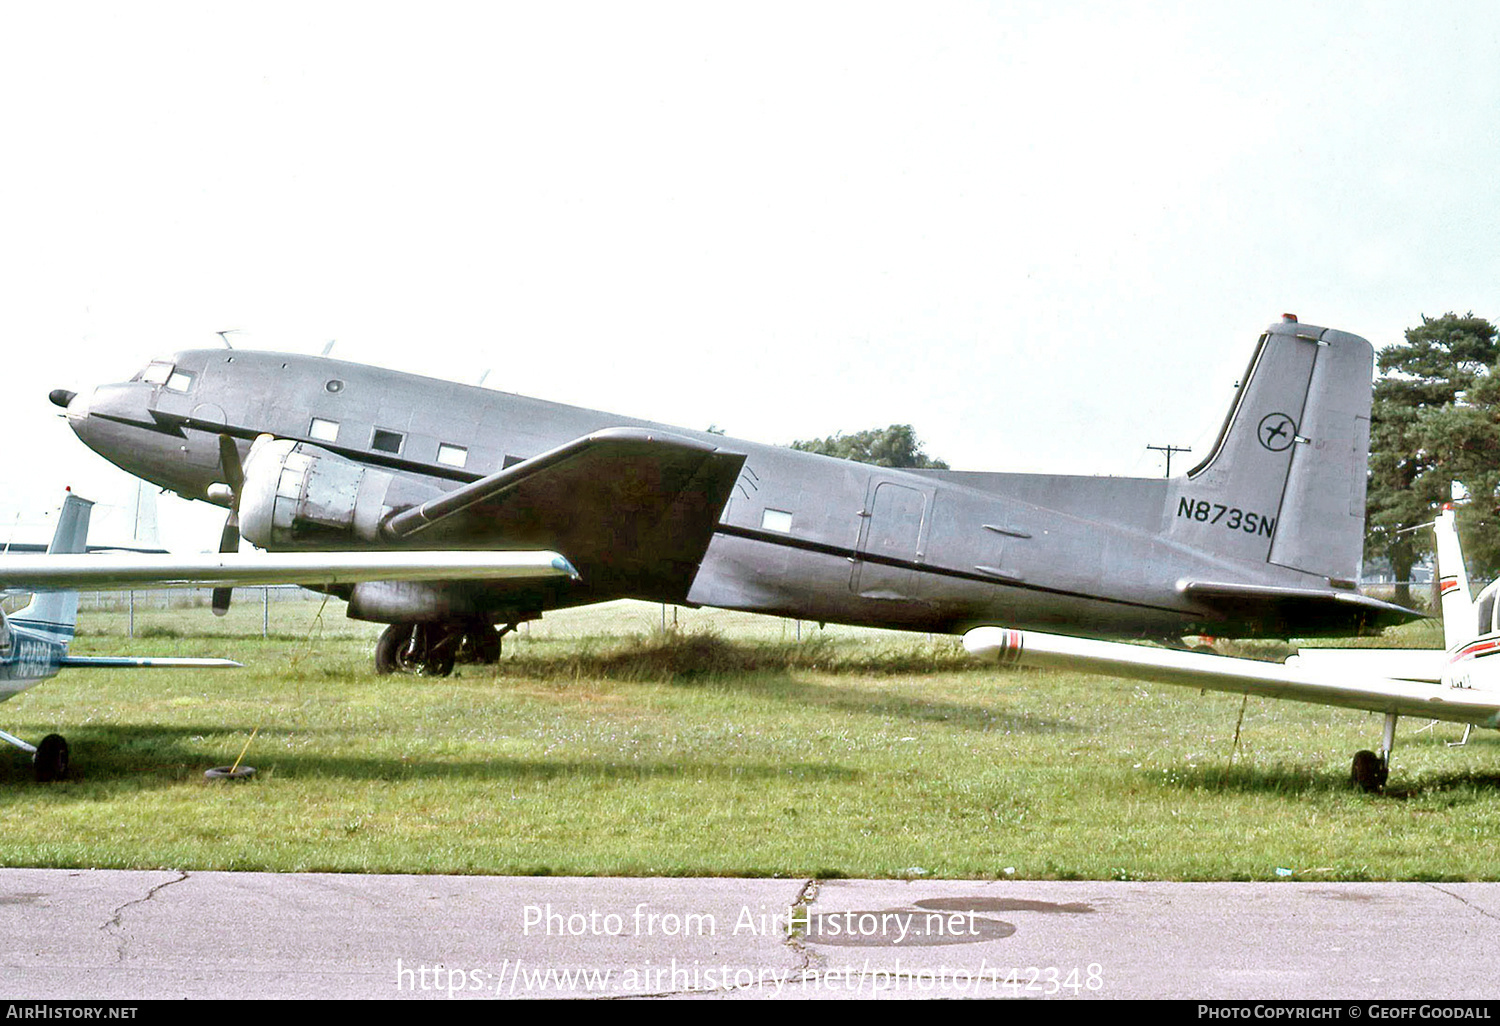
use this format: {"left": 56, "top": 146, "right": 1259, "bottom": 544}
{"left": 1366, "top": 312, "right": 1500, "bottom": 604}
{"left": 1414, "top": 352, "right": 1500, "bottom": 576}
{"left": 790, "top": 424, "right": 950, "bottom": 469}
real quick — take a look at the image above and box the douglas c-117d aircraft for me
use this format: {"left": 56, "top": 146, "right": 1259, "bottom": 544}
{"left": 966, "top": 506, "right": 1492, "bottom": 791}
{"left": 1, "top": 492, "right": 578, "bottom": 780}
{"left": 52, "top": 316, "right": 1420, "bottom": 676}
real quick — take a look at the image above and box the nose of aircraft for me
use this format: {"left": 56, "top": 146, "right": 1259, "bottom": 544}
{"left": 49, "top": 389, "right": 76, "bottom": 409}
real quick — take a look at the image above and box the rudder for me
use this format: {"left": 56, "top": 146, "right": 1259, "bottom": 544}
{"left": 10, "top": 492, "right": 94, "bottom": 645}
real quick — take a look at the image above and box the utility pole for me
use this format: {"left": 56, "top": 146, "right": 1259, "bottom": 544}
{"left": 1146, "top": 444, "right": 1192, "bottom": 478}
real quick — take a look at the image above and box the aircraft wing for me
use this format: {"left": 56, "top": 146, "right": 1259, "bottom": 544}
{"left": 963, "top": 626, "right": 1500, "bottom": 729}
{"left": 58, "top": 656, "right": 243, "bottom": 669}
{"left": 0, "top": 551, "right": 578, "bottom": 590}
{"left": 380, "top": 427, "right": 747, "bottom": 601}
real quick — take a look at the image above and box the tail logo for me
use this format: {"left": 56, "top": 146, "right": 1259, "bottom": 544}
{"left": 1257, "top": 413, "right": 1297, "bottom": 452}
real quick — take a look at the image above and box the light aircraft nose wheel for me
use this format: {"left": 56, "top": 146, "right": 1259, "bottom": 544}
{"left": 33, "top": 734, "right": 69, "bottom": 783}
{"left": 375, "top": 624, "right": 456, "bottom": 677}
{"left": 1351, "top": 750, "right": 1388, "bottom": 792}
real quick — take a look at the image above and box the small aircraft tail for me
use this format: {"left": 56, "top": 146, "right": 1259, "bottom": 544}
{"left": 1165, "top": 316, "right": 1373, "bottom": 586}
{"left": 1433, "top": 504, "right": 1474, "bottom": 649}
{"left": 9, "top": 492, "right": 92, "bottom": 646}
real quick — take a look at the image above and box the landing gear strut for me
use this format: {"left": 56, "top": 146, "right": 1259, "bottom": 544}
{"left": 456, "top": 621, "right": 516, "bottom": 665}
{"left": 1351, "top": 713, "right": 1398, "bottom": 792}
{"left": 0, "top": 728, "right": 69, "bottom": 782}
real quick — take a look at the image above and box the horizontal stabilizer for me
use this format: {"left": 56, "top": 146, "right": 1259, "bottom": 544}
{"left": 0, "top": 550, "right": 578, "bottom": 590}
{"left": 1178, "top": 579, "right": 1423, "bottom": 636}
{"left": 963, "top": 626, "right": 1500, "bottom": 728}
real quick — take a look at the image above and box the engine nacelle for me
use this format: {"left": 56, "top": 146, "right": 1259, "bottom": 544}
{"left": 238, "top": 438, "right": 408, "bottom": 550}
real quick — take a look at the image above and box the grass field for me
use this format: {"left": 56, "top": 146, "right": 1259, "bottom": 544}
{"left": 2, "top": 596, "right": 1497, "bottom": 881}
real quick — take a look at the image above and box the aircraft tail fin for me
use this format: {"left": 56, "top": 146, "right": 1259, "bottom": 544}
{"left": 1433, "top": 504, "right": 1473, "bottom": 649}
{"left": 10, "top": 492, "right": 93, "bottom": 647}
{"left": 1165, "top": 317, "right": 1373, "bottom": 585}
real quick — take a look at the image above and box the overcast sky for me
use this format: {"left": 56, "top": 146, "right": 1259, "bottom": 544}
{"left": 3, "top": 2, "right": 1497, "bottom": 549}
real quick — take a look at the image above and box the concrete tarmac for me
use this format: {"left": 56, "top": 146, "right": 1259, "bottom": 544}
{"left": 2, "top": 870, "right": 1498, "bottom": 1000}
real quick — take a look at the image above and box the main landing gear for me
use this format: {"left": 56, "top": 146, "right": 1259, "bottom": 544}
{"left": 374, "top": 621, "right": 517, "bottom": 677}
{"left": 1350, "top": 712, "right": 1398, "bottom": 792}
{"left": 0, "top": 728, "right": 69, "bottom": 782}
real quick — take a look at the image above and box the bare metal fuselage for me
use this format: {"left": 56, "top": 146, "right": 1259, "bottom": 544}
{"left": 58, "top": 322, "right": 1409, "bottom": 639}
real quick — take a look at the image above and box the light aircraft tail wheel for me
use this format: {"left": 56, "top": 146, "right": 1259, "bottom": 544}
{"left": 1351, "top": 749, "right": 1388, "bottom": 792}
{"left": 33, "top": 734, "right": 68, "bottom": 783}
{"left": 375, "top": 623, "right": 456, "bottom": 677}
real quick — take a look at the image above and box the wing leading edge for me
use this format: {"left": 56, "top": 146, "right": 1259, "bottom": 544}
{"left": 0, "top": 550, "right": 579, "bottom": 591}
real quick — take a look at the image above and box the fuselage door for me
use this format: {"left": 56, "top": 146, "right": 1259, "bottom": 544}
{"left": 850, "top": 480, "right": 932, "bottom": 600}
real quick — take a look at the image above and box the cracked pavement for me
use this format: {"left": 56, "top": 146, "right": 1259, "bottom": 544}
{"left": 3, "top": 871, "right": 1500, "bottom": 999}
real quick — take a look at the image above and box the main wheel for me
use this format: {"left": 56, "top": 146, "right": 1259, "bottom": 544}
{"left": 1351, "top": 749, "right": 1388, "bottom": 792}
{"left": 375, "top": 624, "right": 456, "bottom": 677}
{"left": 33, "top": 734, "right": 68, "bottom": 783}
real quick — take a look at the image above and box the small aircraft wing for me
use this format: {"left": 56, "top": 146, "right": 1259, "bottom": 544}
{"left": 58, "top": 656, "right": 242, "bottom": 669}
{"left": 380, "top": 427, "right": 746, "bottom": 600}
{"left": 0, "top": 550, "right": 579, "bottom": 591}
{"left": 963, "top": 626, "right": 1500, "bottom": 729}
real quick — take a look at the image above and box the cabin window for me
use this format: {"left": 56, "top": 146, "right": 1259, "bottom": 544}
{"left": 0, "top": 620, "right": 11, "bottom": 658}
{"left": 761, "top": 508, "right": 794, "bottom": 533}
{"left": 371, "top": 428, "right": 404, "bottom": 454}
{"left": 309, "top": 418, "right": 340, "bottom": 443}
{"left": 437, "top": 443, "right": 468, "bottom": 468}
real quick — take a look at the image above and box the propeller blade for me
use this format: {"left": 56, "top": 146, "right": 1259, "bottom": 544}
{"left": 212, "top": 504, "right": 240, "bottom": 617}
{"left": 212, "top": 433, "right": 276, "bottom": 617}
{"left": 218, "top": 510, "right": 241, "bottom": 554}
{"left": 218, "top": 435, "right": 245, "bottom": 496}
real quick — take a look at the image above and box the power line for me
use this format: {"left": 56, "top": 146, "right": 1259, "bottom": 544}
{"left": 1146, "top": 444, "right": 1192, "bottom": 478}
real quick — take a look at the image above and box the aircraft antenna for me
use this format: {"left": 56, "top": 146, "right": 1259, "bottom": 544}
{"left": 215, "top": 329, "right": 241, "bottom": 350}
{"left": 322, "top": 339, "right": 337, "bottom": 356}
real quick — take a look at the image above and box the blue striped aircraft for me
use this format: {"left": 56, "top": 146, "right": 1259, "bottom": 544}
{"left": 1, "top": 492, "right": 577, "bottom": 780}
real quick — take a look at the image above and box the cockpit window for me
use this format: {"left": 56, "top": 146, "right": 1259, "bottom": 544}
{"left": 1479, "top": 590, "right": 1496, "bottom": 637}
{"left": 0, "top": 618, "right": 11, "bottom": 659}
{"left": 165, "top": 369, "right": 194, "bottom": 392}
{"left": 139, "top": 361, "right": 175, "bottom": 385}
